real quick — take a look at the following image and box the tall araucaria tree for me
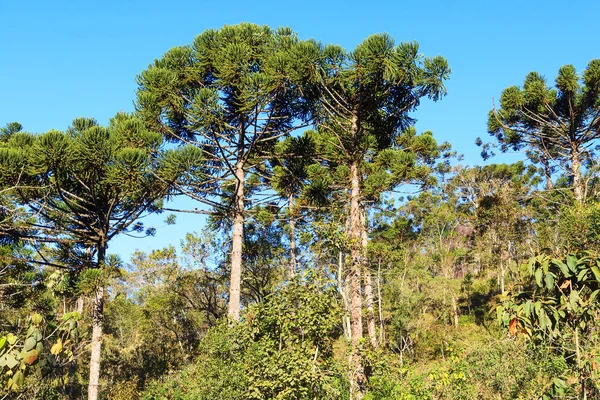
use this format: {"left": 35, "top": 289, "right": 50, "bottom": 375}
{"left": 487, "top": 60, "right": 600, "bottom": 203}
{"left": 0, "top": 114, "right": 197, "bottom": 400}
{"left": 310, "top": 35, "right": 450, "bottom": 398}
{"left": 135, "top": 23, "right": 319, "bottom": 320}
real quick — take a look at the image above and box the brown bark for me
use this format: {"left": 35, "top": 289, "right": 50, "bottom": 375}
{"left": 571, "top": 146, "right": 583, "bottom": 203}
{"left": 349, "top": 159, "right": 366, "bottom": 399}
{"left": 361, "top": 211, "right": 377, "bottom": 349}
{"left": 87, "top": 244, "right": 106, "bottom": 400}
{"left": 228, "top": 158, "right": 245, "bottom": 321}
{"left": 288, "top": 194, "right": 297, "bottom": 277}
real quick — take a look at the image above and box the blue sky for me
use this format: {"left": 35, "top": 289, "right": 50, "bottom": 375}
{"left": 1, "top": 0, "right": 598, "bottom": 259}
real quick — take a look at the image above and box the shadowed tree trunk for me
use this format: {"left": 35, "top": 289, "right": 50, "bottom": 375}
{"left": 289, "top": 194, "right": 297, "bottom": 276}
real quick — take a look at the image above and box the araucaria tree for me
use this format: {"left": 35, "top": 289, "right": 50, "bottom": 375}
{"left": 135, "top": 23, "right": 317, "bottom": 320}
{"left": 0, "top": 114, "right": 187, "bottom": 400}
{"left": 488, "top": 60, "right": 600, "bottom": 203}
{"left": 311, "top": 35, "right": 450, "bottom": 398}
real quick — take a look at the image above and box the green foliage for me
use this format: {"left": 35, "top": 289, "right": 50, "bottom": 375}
{"left": 0, "top": 312, "right": 81, "bottom": 396}
{"left": 499, "top": 253, "right": 600, "bottom": 397}
{"left": 142, "top": 278, "right": 344, "bottom": 400}
{"left": 486, "top": 59, "right": 600, "bottom": 201}
{"left": 5, "top": 24, "right": 600, "bottom": 400}
{"left": 557, "top": 202, "right": 600, "bottom": 251}
{"left": 367, "top": 334, "right": 571, "bottom": 399}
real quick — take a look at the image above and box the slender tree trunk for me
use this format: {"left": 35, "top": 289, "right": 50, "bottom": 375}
{"left": 452, "top": 295, "right": 459, "bottom": 329}
{"left": 500, "top": 258, "right": 505, "bottom": 294}
{"left": 377, "top": 261, "right": 385, "bottom": 345}
{"left": 288, "top": 194, "right": 297, "bottom": 277}
{"left": 88, "top": 243, "right": 106, "bottom": 400}
{"left": 571, "top": 146, "right": 583, "bottom": 203}
{"left": 361, "top": 211, "right": 377, "bottom": 349}
{"left": 228, "top": 158, "right": 245, "bottom": 321}
{"left": 349, "top": 159, "right": 366, "bottom": 399}
{"left": 541, "top": 155, "right": 553, "bottom": 190}
{"left": 338, "top": 251, "right": 351, "bottom": 341}
{"left": 364, "top": 272, "right": 377, "bottom": 348}
{"left": 574, "top": 327, "right": 587, "bottom": 399}
{"left": 76, "top": 296, "right": 84, "bottom": 314}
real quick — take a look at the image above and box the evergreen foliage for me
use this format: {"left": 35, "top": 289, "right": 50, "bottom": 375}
{"left": 2, "top": 23, "right": 600, "bottom": 400}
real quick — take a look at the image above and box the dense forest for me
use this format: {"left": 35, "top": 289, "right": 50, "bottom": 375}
{"left": 1, "top": 23, "right": 600, "bottom": 399}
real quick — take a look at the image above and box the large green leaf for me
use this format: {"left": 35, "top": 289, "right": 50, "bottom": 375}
{"left": 566, "top": 255, "right": 578, "bottom": 273}
{"left": 544, "top": 272, "right": 554, "bottom": 290}
{"left": 535, "top": 268, "right": 543, "bottom": 287}
{"left": 5, "top": 353, "right": 18, "bottom": 369}
{"left": 591, "top": 265, "right": 600, "bottom": 281}
{"left": 553, "top": 260, "right": 571, "bottom": 277}
{"left": 6, "top": 334, "right": 17, "bottom": 345}
{"left": 23, "top": 336, "right": 36, "bottom": 351}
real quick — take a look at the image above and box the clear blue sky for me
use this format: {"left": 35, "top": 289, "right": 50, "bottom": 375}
{"left": 1, "top": 0, "right": 598, "bottom": 259}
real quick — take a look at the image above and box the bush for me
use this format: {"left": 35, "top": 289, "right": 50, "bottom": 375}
{"left": 142, "top": 278, "right": 345, "bottom": 400}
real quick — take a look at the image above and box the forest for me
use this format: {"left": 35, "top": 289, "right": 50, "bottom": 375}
{"left": 1, "top": 22, "right": 600, "bottom": 400}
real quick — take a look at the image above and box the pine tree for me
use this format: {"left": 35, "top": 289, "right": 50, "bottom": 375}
{"left": 487, "top": 60, "right": 600, "bottom": 203}
{"left": 310, "top": 35, "right": 450, "bottom": 398}
{"left": 135, "top": 23, "right": 318, "bottom": 320}
{"left": 0, "top": 114, "right": 195, "bottom": 400}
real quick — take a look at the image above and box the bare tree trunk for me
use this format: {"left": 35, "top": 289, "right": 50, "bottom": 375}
{"left": 452, "top": 295, "right": 459, "bottom": 329}
{"left": 361, "top": 211, "right": 377, "bottom": 349}
{"left": 574, "top": 326, "right": 587, "bottom": 400}
{"left": 76, "top": 296, "right": 84, "bottom": 314}
{"left": 500, "top": 258, "right": 505, "bottom": 294}
{"left": 228, "top": 129, "right": 246, "bottom": 320}
{"left": 571, "top": 146, "right": 583, "bottom": 203}
{"left": 349, "top": 159, "right": 366, "bottom": 399}
{"left": 288, "top": 194, "right": 297, "bottom": 277}
{"left": 88, "top": 244, "right": 106, "bottom": 400}
{"left": 377, "top": 260, "right": 385, "bottom": 345}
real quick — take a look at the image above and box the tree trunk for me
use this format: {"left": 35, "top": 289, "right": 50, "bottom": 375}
{"left": 541, "top": 155, "right": 553, "bottom": 190}
{"left": 571, "top": 146, "right": 583, "bottom": 203}
{"left": 361, "top": 211, "right": 377, "bottom": 349}
{"left": 349, "top": 159, "right": 366, "bottom": 399}
{"left": 76, "top": 296, "right": 84, "bottom": 314}
{"left": 574, "top": 326, "right": 587, "bottom": 399}
{"left": 500, "top": 258, "right": 505, "bottom": 294}
{"left": 87, "top": 243, "right": 106, "bottom": 400}
{"left": 228, "top": 158, "right": 245, "bottom": 321}
{"left": 338, "top": 251, "right": 352, "bottom": 341}
{"left": 452, "top": 295, "right": 459, "bottom": 329}
{"left": 288, "top": 194, "right": 297, "bottom": 277}
{"left": 377, "top": 261, "right": 385, "bottom": 345}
